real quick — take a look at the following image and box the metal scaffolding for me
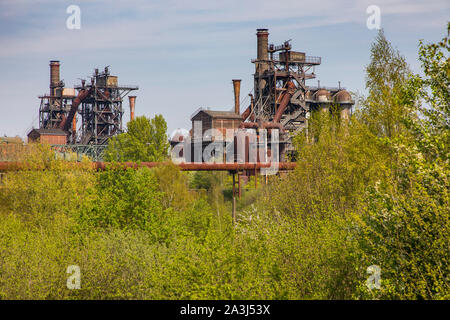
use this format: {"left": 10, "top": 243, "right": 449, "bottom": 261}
{"left": 244, "top": 29, "right": 354, "bottom": 159}
{"left": 38, "top": 61, "right": 78, "bottom": 143}
{"left": 75, "top": 67, "right": 138, "bottom": 145}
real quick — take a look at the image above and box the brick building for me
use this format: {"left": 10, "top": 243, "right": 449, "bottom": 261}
{"left": 190, "top": 109, "right": 242, "bottom": 141}
{"left": 27, "top": 128, "right": 67, "bottom": 145}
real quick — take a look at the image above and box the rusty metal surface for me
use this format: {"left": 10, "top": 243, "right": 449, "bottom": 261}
{"left": 0, "top": 161, "right": 296, "bottom": 172}
{"left": 256, "top": 29, "right": 269, "bottom": 50}
{"left": 59, "top": 86, "right": 93, "bottom": 131}
{"left": 241, "top": 94, "right": 255, "bottom": 122}
{"left": 334, "top": 90, "right": 352, "bottom": 103}
{"left": 273, "top": 81, "right": 296, "bottom": 123}
{"left": 239, "top": 121, "right": 284, "bottom": 131}
{"left": 49, "top": 60, "right": 60, "bottom": 96}
{"left": 232, "top": 80, "right": 241, "bottom": 115}
{"left": 240, "top": 122, "right": 259, "bottom": 129}
{"left": 241, "top": 106, "right": 251, "bottom": 121}
{"left": 72, "top": 116, "right": 76, "bottom": 135}
{"left": 129, "top": 96, "right": 136, "bottom": 121}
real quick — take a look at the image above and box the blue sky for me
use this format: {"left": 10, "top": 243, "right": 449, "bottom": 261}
{"left": 0, "top": 0, "right": 448, "bottom": 139}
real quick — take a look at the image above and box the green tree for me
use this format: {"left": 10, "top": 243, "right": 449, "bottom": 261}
{"left": 360, "top": 29, "right": 412, "bottom": 138}
{"left": 358, "top": 24, "right": 450, "bottom": 299}
{"left": 104, "top": 115, "right": 169, "bottom": 162}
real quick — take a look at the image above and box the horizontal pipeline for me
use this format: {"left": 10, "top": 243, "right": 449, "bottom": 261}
{"left": 0, "top": 161, "right": 296, "bottom": 172}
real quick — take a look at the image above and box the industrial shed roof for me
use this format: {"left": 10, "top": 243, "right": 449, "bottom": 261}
{"left": 27, "top": 128, "right": 68, "bottom": 136}
{"left": 191, "top": 109, "right": 242, "bottom": 120}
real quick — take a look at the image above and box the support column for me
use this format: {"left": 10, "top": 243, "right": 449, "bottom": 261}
{"left": 232, "top": 172, "right": 236, "bottom": 225}
{"left": 238, "top": 174, "right": 241, "bottom": 199}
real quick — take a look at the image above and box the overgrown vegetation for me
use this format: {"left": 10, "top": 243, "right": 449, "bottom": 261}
{"left": 104, "top": 115, "right": 169, "bottom": 162}
{"left": 0, "top": 27, "right": 448, "bottom": 299}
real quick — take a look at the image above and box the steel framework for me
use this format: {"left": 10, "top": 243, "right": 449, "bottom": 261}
{"left": 252, "top": 35, "right": 321, "bottom": 130}
{"left": 38, "top": 89, "right": 73, "bottom": 130}
{"left": 75, "top": 67, "right": 138, "bottom": 145}
{"left": 244, "top": 29, "right": 354, "bottom": 159}
{"left": 38, "top": 61, "right": 77, "bottom": 143}
{"left": 51, "top": 144, "right": 107, "bottom": 161}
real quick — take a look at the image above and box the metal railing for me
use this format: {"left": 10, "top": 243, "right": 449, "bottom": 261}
{"left": 274, "top": 55, "right": 321, "bottom": 65}
{"left": 304, "top": 56, "right": 321, "bottom": 64}
{"left": 306, "top": 86, "right": 346, "bottom": 92}
{"left": 51, "top": 144, "right": 107, "bottom": 161}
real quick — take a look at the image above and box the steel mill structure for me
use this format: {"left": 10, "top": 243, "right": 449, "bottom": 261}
{"left": 75, "top": 67, "right": 138, "bottom": 145}
{"left": 29, "top": 61, "right": 138, "bottom": 159}
{"left": 248, "top": 28, "right": 353, "bottom": 159}
{"left": 179, "top": 28, "right": 355, "bottom": 163}
{"left": 38, "top": 60, "right": 77, "bottom": 142}
{"left": 29, "top": 28, "right": 353, "bottom": 164}
{"left": 16, "top": 28, "right": 355, "bottom": 222}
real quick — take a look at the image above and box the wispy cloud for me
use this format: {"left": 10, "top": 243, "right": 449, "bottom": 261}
{"left": 1, "top": 0, "right": 447, "bottom": 58}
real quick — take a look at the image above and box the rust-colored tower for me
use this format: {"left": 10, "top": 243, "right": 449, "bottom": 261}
{"left": 232, "top": 80, "right": 241, "bottom": 115}
{"left": 128, "top": 96, "right": 136, "bottom": 121}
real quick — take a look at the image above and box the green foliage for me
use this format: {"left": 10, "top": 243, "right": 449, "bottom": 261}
{"left": 190, "top": 171, "right": 227, "bottom": 208}
{"left": 280, "top": 111, "right": 389, "bottom": 219}
{"left": 357, "top": 24, "right": 450, "bottom": 299}
{"left": 104, "top": 115, "right": 169, "bottom": 162}
{"left": 152, "top": 162, "right": 195, "bottom": 211}
{"left": 0, "top": 27, "right": 448, "bottom": 300}
{"left": 360, "top": 29, "right": 413, "bottom": 138}
{"left": 0, "top": 144, "right": 96, "bottom": 226}
{"left": 77, "top": 167, "right": 170, "bottom": 243}
{"left": 358, "top": 160, "right": 449, "bottom": 299}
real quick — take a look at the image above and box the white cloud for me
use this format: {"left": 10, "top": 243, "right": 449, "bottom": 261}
{"left": 0, "top": 0, "right": 447, "bottom": 58}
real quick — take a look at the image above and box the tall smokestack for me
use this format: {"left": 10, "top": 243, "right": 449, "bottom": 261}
{"left": 256, "top": 28, "right": 269, "bottom": 74}
{"left": 232, "top": 79, "right": 241, "bottom": 115}
{"left": 129, "top": 96, "right": 136, "bottom": 121}
{"left": 49, "top": 60, "right": 60, "bottom": 96}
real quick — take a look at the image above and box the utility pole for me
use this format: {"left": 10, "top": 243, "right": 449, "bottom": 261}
{"left": 238, "top": 174, "right": 241, "bottom": 199}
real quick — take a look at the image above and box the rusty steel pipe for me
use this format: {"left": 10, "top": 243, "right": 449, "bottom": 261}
{"left": 239, "top": 121, "right": 284, "bottom": 131}
{"left": 262, "top": 122, "right": 284, "bottom": 130}
{"left": 129, "top": 96, "right": 136, "bottom": 121}
{"left": 232, "top": 79, "right": 241, "bottom": 115}
{"left": 59, "top": 87, "right": 93, "bottom": 132}
{"left": 241, "top": 106, "right": 251, "bottom": 121}
{"left": 0, "top": 161, "right": 296, "bottom": 172}
{"left": 241, "top": 94, "right": 254, "bottom": 121}
{"left": 240, "top": 81, "right": 294, "bottom": 131}
{"left": 240, "top": 122, "right": 259, "bottom": 129}
{"left": 273, "top": 81, "right": 296, "bottom": 123}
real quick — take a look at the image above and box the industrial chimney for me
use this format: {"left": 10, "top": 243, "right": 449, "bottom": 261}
{"left": 232, "top": 79, "right": 241, "bottom": 115}
{"left": 128, "top": 96, "right": 136, "bottom": 121}
{"left": 49, "top": 60, "right": 60, "bottom": 97}
{"left": 256, "top": 29, "right": 269, "bottom": 74}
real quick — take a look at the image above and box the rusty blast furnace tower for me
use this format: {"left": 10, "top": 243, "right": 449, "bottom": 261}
{"left": 38, "top": 61, "right": 77, "bottom": 138}
{"left": 243, "top": 29, "right": 354, "bottom": 158}
{"left": 75, "top": 67, "right": 138, "bottom": 145}
{"left": 34, "top": 61, "right": 138, "bottom": 156}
